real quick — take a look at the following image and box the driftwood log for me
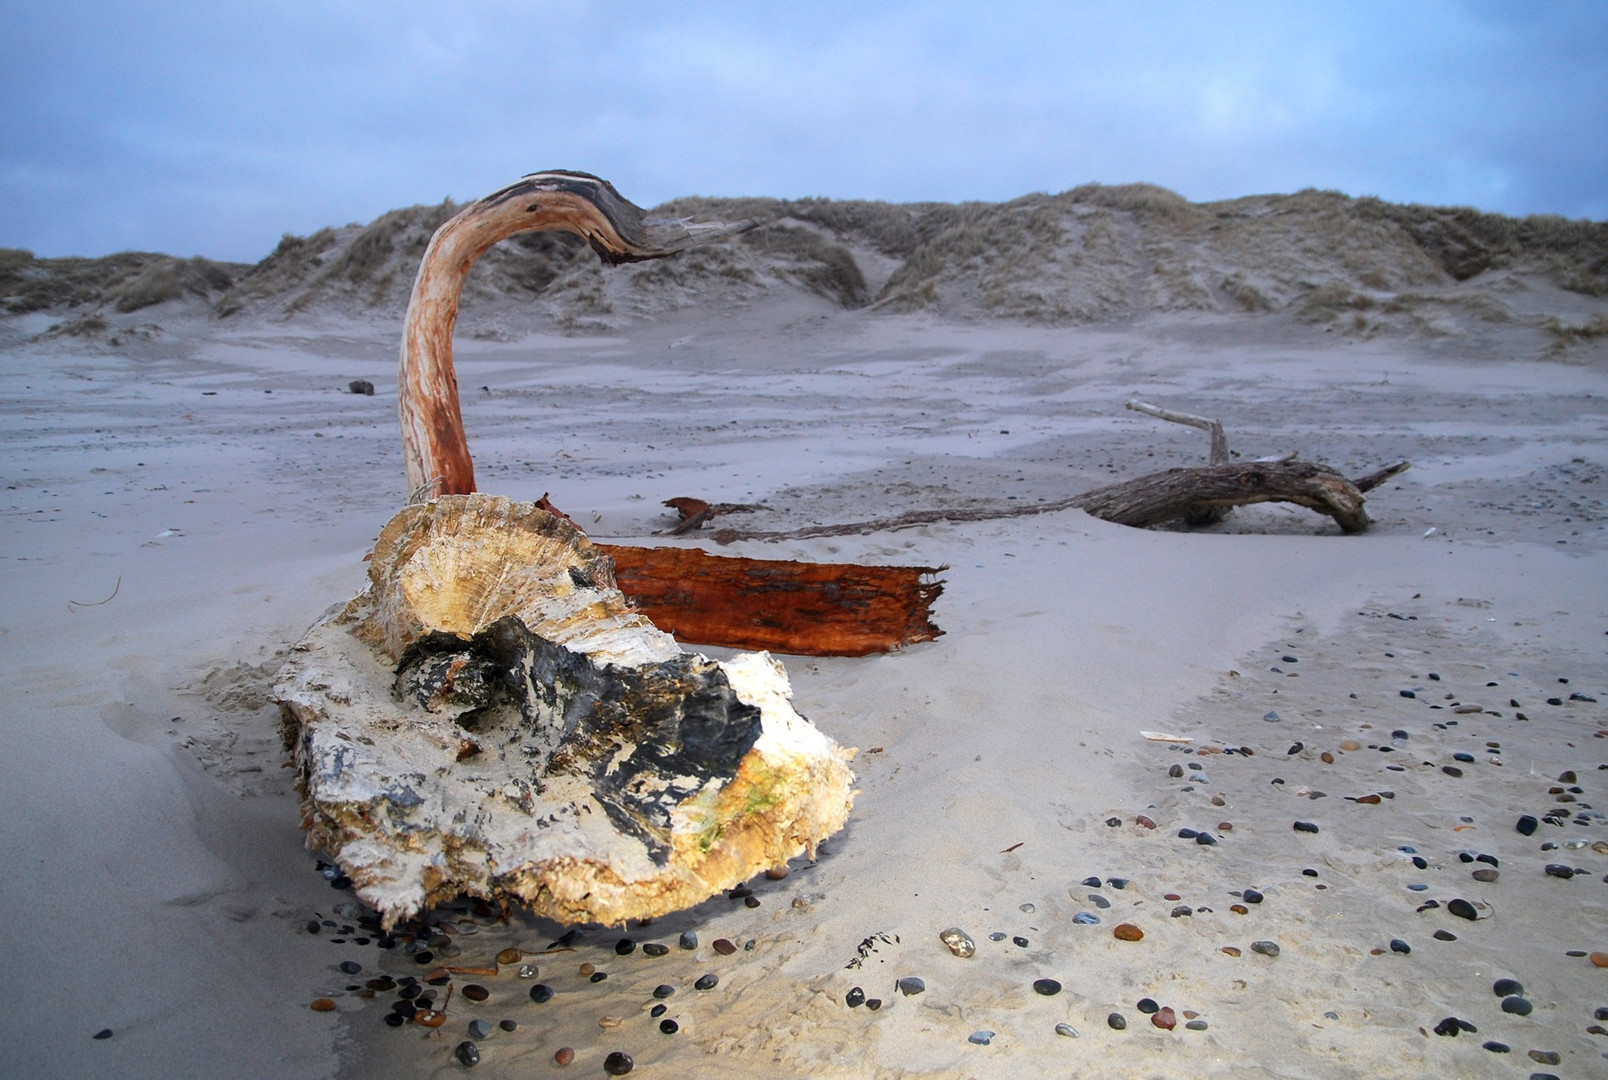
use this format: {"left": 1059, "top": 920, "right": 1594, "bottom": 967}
{"left": 698, "top": 401, "right": 1409, "bottom": 543}
{"left": 394, "top": 169, "right": 943, "bottom": 656}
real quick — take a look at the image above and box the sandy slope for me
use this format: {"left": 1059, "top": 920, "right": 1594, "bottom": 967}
{"left": 1, "top": 287, "right": 1605, "bottom": 1078}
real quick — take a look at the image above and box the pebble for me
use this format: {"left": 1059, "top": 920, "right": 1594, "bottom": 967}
{"left": 989, "top": 931, "right": 1007, "bottom": 941}
{"left": 499, "top": 1020, "right": 517, "bottom": 1032}
{"left": 1482, "top": 1041, "right": 1509, "bottom": 1053}
{"left": 1186, "top": 1019, "right": 1208, "bottom": 1031}
{"left": 589, "top": 972, "right": 608, "bottom": 983}
{"left": 310, "top": 998, "right": 337, "bottom": 1012}
{"left": 517, "top": 964, "right": 538, "bottom": 979}
{"left": 1250, "top": 940, "right": 1280, "bottom": 957}
{"left": 1012, "top": 936, "right": 1030, "bottom": 948}
{"left": 603, "top": 1051, "right": 634, "bottom": 1075}
{"left": 865, "top": 999, "right": 882, "bottom": 1011}
{"left": 678, "top": 931, "right": 698, "bottom": 950}
{"left": 967, "top": 1030, "right": 994, "bottom": 1045}
{"left": 1113, "top": 923, "right": 1144, "bottom": 942}
{"left": 599, "top": 1015, "right": 622, "bottom": 1029}
{"left": 1544, "top": 864, "right": 1575, "bottom": 879}
{"left": 462, "top": 984, "right": 489, "bottom": 1002}
{"left": 1108, "top": 1013, "right": 1127, "bottom": 1030}
{"left": 1390, "top": 939, "right": 1411, "bottom": 954}
{"left": 1196, "top": 832, "right": 1218, "bottom": 846}
{"left": 1221, "top": 946, "right": 1242, "bottom": 957}
{"left": 1055, "top": 1023, "right": 1079, "bottom": 1038}
{"left": 1529, "top": 1049, "right": 1562, "bottom": 1065}
{"left": 93, "top": 1030, "right": 112, "bottom": 1040}
{"left": 650, "top": 1004, "right": 666, "bottom": 1018}
{"left": 1033, "top": 978, "right": 1062, "bottom": 996}
{"left": 845, "top": 987, "right": 864, "bottom": 1007}
{"left": 454, "top": 1041, "right": 479, "bottom": 1067}
{"left": 766, "top": 866, "right": 790, "bottom": 880}
{"left": 1105, "top": 816, "right": 1123, "bottom": 827}
{"left": 1072, "top": 912, "right": 1100, "bottom": 925}
{"left": 338, "top": 960, "right": 361, "bottom": 975}
{"left": 713, "top": 938, "right": 737, "bottom": 955}
{"left": 1442, "top": 766, "right": 1464, "bottom": 777}
{"left": 1137, "top": 998, "right": 1159, "bottom": 1014}
{"left": 1517, "top": 815, "right": 1540, "bottom": 836}
{"left": 553, "top": 1047, "right": 574, "bottom": 1066}
{"left": 1169, "top": 764, "right": 1185, "bottom": 778}
{"left": 897, "top": 977, "right": 925, "bottom": 996}
{"left": 1340, "top": 739, "right": 1361, "bottom": 751}
{"left": 615, "top": 938, "right": 635, "bottom": 955}
{"left": 1243, "top": 889, "right": 1264, "bottom": 904}
{"left": 695, "top": 973, "right": 719, "bottom": 990}
{"left": 529, "top": 984, "right": 554, "bottom": 1003}
{"left": 1152, "top": 1006, "right": 1177, "bottom": 1030}
{"left": 1591, "top": 952, "right": 1608, "bottom": 967}
{"left": 659, "top": 1019, "right": 679, "bottom": 1034}
{"left": 1448, "top": 899, "right": 1478, "bottom": 921}
{"left": 1473, "top": 868, "right": 1499, "bottom": 882}
{"left": 467, "top": 1019, "right": 491, "bottom": 1039}
{"left": 1135, "top": 815, "right": 1157, "bottom": 829}
{"left": 641, "top": 943, "right": 669, "bottom": 957}
{"left": 940, "top": 928, "right": 976, "bottom": 958}
{"left": 1264, "top": 711, "right": 1281, "bottom": 722}
{"left": 1433, "top": 930, "right": 1457, "bottom": 941}
{"left": 1081, "top": 876, "right": 1101, "bottom": 887}
{"left": 1501, "top": 996, "right": 1533, "bottom": 1015}
{"left": 653, "top": 984, "right": 676, "bottom": 999}
{"left": 1293, "top": 821, "right": 1320, "bottom": 833}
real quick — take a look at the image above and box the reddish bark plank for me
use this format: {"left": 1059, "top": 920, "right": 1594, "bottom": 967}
{"left": 601, "top": 544, "right": 944, "bottom": 657}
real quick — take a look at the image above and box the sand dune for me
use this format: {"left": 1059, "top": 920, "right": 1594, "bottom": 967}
{"left": 1, "top": 187, "right": 1605, "bottom": 1078}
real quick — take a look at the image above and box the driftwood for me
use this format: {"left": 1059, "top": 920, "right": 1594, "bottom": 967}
{"left": 399, "top": 171, "right": 755, "bottom": 499}
{"left": 393, "top": 170, "right": 943, "bottom": 656}
{"left": 702, "top": 401, "right": 1409, "bottom": 542}
{"left": 605, "top": 545, "right": 944, "bottom": 657}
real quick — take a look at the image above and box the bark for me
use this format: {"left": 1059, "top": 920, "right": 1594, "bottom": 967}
{"left": 603, "top": 544, "right": 944, "bottom": 657}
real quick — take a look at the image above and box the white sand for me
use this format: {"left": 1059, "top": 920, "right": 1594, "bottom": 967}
{"left": 2, "top": 292, "right": 1605, "bottom": 1078}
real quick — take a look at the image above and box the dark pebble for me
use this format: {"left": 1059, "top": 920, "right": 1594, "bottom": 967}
{"left": 499, "top": 1020, "right": 517, "bottom": 1032}
{"left": 1443, "top": 766, "right": 1464, "bottom": 777}
{"left": 1178, "top": 827, "right": 1198, "bottom": 839}
{"left": 1492, "top": 978, "right": 1524, "bottom": 997}
{"left": 461, "top": 984, "right": 489, "bottom": 1002}
{"left": 1545, "top": 864, "right": 1576, "bottom": 879}
{"left": 339, "top": 960, "right": 361, "bottom": 975}
{"left": 745, "top": 896, "right": 760, "bottom": 908}
{"left": 1108, "top": 1012, "right": 1127, "bottom": 1029}
{"left": 897, "top": 976, "right": 925, "bottom": 996}
{"left": 1250, "top": 940, "right": 1280, "bottom": 957}
{"left": 659, "top": 1019, "right": 679, "bottom": 1034}
{"left": 554, "top": 1047, "right": 574, "bottom": 1066}
{"left": 695, "top": 973, "right": 719, "bottom": 991}
{"left": 1105, "top": 816, "right": 1122, "bottom": 827}
{"left": 865, "top": 999, "right": 882, "bottom": 1011}
{"left": 1081, "top": 876, "right": 1101, "bottom": 887}
{"left": 454, "top": 1040, "right": 480, "bottom": 1067}
{"left": 1171, "top": 906, "right": 1193, "bottom": 918}
{"left": 967, "top": 1030, "right": 994, "bottom": 1045}
{"left": 529, "top": 984, "right": 554, "bottom": 1003}
{"left": 1501, "top": 996, "right": 1533, "bottom": 1015}
{"left": 467, "top": 1020, "right": 491, "bottom": 1039}
{"left": 93, "top": 1029, "right": 112, "bottom": 1040}
{"left": 1108, "top": 878, "right": 1129, "bottom": 889}
{"left": 1169, "top": 764, "right": 1185, "bottom": 778}
{"left": 1453, "top": 752, "right": 1475, "bottom": 763}
{"left": 1033, "top": 978, "right": 1062, "bottom": 996}
{"left": 400, "top": 985, "right": 422, "bottom": 1000}
{"left": 1390, "top": 939, "right": 1411, "bottom": 953}
{"left": 1596, "top": 1006, "right": 1608, "bottom": 1020}
{"left": 589, "top": 972, "right": 608, "bottom": 983}
{"left": 1529, "top": 1049, "right": 1562, "bottom": 1065}
{"left": 413, "top": 951, "right": 434, "bottom": 965}
{"left": 1515, "top": 815, "right": 1540, "bottom": 836}
{"left": 1287, "top": 742, "right": 1304, "bottom": 755}
{"left": 1448, "top": 899, "right": 1478, "bottom": 921}
{"left": 383, "top": 1013, "right": 404, "bottom": 1027}
{"left": 1483, "top": 1040, "right": 1510, "bottom": 1052}
{"left": 1294, "top": 821, "right": 1319, "bottom": 833}
{"left": 846, "top": 987, "right": 865, "bottom": 1008}
{"left": 1433, "top": 929, "right": 1457, "bottom": 941}
{"left": 642, "top": 943, "right": 669, "bottom": 957}
{"left": 1012, "top": 936, "right": 1029, "bottom": 948}
{"left": 678, "top": 931, "right": 698, "bottom": 950}
{"left": 1137, "top": 997, "right": 1159, "bottom": 1014}
{"left": 713, "top": 938, "right": 737, "bottom": 955}
{"left": 650, "top": 1004, "right": 666, "bottom": 1018}
{"left": 330, "top": 876, "right": 352, "bottom": 889}
{"left": 1243, "top": 889, "right": 1264, "bottom": 904}
{"left": 603, "top": 1051, "right": 634, "bottom": 1075}
{"left": 615, "top": 939, "right": 635, "bottom": 955}
{"left": 307, "top": 920, "right": 321, "bottom": 935}
{"left": 1401, "top": 690, "right": 1416, "bottom": 699}
{"left": 1433, "top": 1016, "right": 1464, "bottom": 1036}
{"left": 1473, "top": 868, "right": 1499, "bottom": 882}
{"left": 1196, "top": 832, "right": 1217, "bottom": 846}
{"left": 653, "top": 984, "right": 676, "bottom": 999}
{"left": 1411, "top": 856, "right": 1428, "bottom": 869}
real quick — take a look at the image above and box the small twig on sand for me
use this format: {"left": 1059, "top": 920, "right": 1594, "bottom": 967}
{"left": 67, "top": 576, "right": 121, "bottom": 612}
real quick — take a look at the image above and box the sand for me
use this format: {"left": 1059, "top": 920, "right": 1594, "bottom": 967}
{"left": 2, "top": 281, "right": 1606, "bottom": 1079}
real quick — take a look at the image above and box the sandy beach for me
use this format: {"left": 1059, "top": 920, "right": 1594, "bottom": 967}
{"left": 2, "top": 190, "right": 1607, "bottom": 1078}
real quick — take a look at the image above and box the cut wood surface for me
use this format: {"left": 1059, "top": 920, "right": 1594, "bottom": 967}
{"left": 399, "top": 171, "right": 754, "bottom": 498}
{"left": 603, "top": 544, "right": 945, "bottom": 657}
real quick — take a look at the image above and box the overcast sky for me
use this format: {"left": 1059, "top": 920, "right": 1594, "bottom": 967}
{"left": 2, "top": 1, "right": 1604, "bottom": 263}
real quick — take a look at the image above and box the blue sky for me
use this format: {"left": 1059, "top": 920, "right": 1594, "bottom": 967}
{"left": 2, "top": 1, "right": 1604, "bottom": 262}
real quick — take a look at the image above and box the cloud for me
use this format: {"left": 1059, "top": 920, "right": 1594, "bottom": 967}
{"left": 0, "top": 0, "right": 1603, "bottom": 260}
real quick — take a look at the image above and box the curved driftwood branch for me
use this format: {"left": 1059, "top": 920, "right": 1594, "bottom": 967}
{"left": 399, "top": 170, "right": 754, "bottom": 497}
